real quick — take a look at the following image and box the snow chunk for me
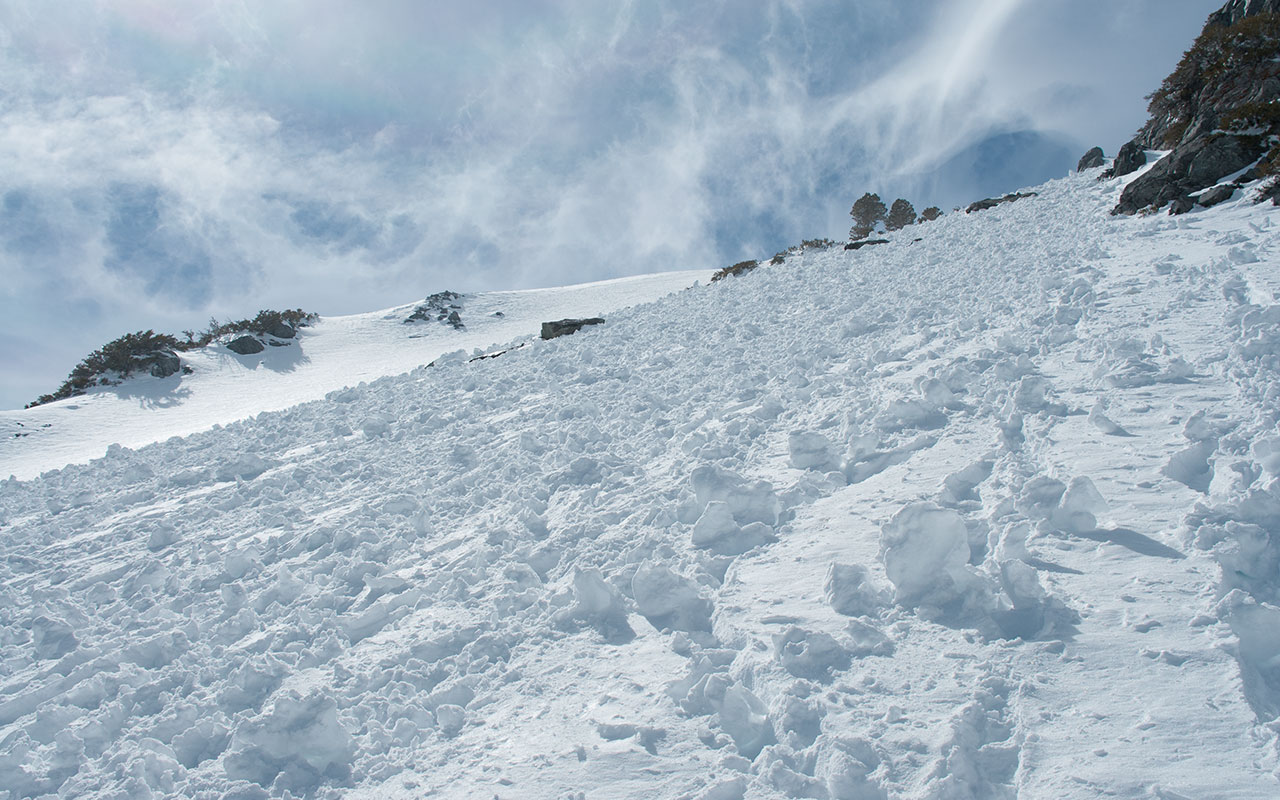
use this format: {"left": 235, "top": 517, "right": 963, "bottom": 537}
{"left": 773, "top": 626, "right": 851, "bottom": 681}
{"left": 718, "top": 683, "right": 773, "bottom": 759}
{"left": 690, "top": 465, "right": 779, "bottom": 526}
{"left": 823, "top": 563, "right": 889, "bottom": 618}
{"left": 631, "top": 562, "right": 713, "bottom": 632}
{"left": 789, "top": 431, "right": 835, "bottom": 470}
{"left": 880, "top": 503, "right": 989, "bottom": 616}
{"left": 222, "top": 690, "right": 355, "bottom": 793}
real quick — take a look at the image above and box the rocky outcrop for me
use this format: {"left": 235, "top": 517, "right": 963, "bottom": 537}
{"left": 541, "top": 318, "right": 605, "bottom": 340}
{"left": 965, "top": 192, "right": 1037, "bottom": 214}
{"left": 1115, "top": 133, "right": 1264, "bottom": 214}
{"left": 1198, "top": 183, "right": 1238, "bottom": 207}
{"left": 1113, "top": 1, "right": 1280, "bottom": 213}
{"left": 406, "top": 291, "right": 465, "bottom": 330}
{"left": 227, "top": 336, "right": 266, "bottom": 355}
{"left": 1208, "top": 0, "right": 1280, "bottom": 29}
{"left": 149, "top": 351, "right": 182, "bottom": 378}
{"left": 1077, "top": 147, "right": 1106, "bottom": 171}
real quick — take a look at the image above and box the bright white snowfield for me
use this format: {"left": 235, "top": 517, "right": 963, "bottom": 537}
{"left": 0, "top": 270, "right": 714, "bottom": 481}
{"left": 2, "top": 167, "right": 1280, "bottom": 800}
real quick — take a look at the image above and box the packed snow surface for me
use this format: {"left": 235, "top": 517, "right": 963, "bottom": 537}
{"left": 0, "top": 270, "right": 712, "bottom": 480}
{"left": 3, "top": 168, "right": 1280, "bottom": 799}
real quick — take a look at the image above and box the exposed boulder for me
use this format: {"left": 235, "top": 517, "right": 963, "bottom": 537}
{"left": 1198, "top": 183, "right": 1238, "bottom": 206}
{"left": 1108, "top": 141, "right": 1148, "bottom": 178}
{"left": 1169, "top": 195, "right": 1196, "bottom": 215}
{"left": 1077, "top": 146, "right": 1106, "bottom": 171}
{"left": 965, "top": 192, "right": 1037, "bottom": 214}
{"left": 149, "top": 351, "right": 182, "bottom": 378}
{"left": 541, "top": 318, "right": 605, "bottom": 340}
{"left": 227, "top": 336, "right": 266, "bottom": 355}
{"left": 265, "top": 320, "right": 296, "bottom": 339}
{"left": 844, "top": 239, "right": 889, "bottom": 251}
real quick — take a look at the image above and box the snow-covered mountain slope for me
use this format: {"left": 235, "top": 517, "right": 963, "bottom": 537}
{"left": 0, "top": 270, "right": 712, "bottom": 481}
{"left": 2, "top": 168, "right": 1280, "bottom": 800}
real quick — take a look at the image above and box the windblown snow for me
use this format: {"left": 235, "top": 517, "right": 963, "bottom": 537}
{"left": 2, "top": 167, "right": 1280, "bottom": 799}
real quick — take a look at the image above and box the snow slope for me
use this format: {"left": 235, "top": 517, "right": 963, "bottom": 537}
{"left": 0, "top": 270, "right": 712, "bottom": 481}
{"left": 2, "top": 168, "right": 1280, "bottom": 799}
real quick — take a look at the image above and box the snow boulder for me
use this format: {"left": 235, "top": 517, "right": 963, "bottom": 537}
{"left": 823, "top": 563, "right": 889, "bottom": 618}
{"left": 222, "top": 690, "right": 355, "bottom": 794}
{"left": 718, "top": 683, "right": 774, "bottom": 759}
{"left": 630, "top": 562, "right": 714, "bottom": 632}
{"left": 690, "top": 465, "right": 779, "bottom": 526}
{"left": 789, "top": 431, "right": 835, "bottom": 470}
{"left": 774, "top": 626, "right": 852, "bottom": 681}
{"left": 879, "top": 503, "right": 990, "bottom": 618}
{"left": 555, "top": 568, "right": 633, "bottom": 642}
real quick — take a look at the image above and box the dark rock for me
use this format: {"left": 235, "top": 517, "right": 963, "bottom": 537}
{"left": 227, "top": 336, "right": 265, "bottom": 355}
{"left": 541, "top": 318, "right": 605, "bottom": 340}
{"left": 844, "top": 239, "right": 890, "bottom": 251}
{"left": 1198, "top": 184, "right": 1237, "bottom": 207}
{"left": 964, "top": 192, "right": 1038, "bottom": 214}
{"left": 406, "top": 290, "right": 465, "bottom": 329}
{"left": 1111, "top": 141, "right": 1147, "bottom": 178}
{"left": 1115, "top": 133, "right": 1265, "bottom": 214}
{"left": 265, "top": 320, "right": 296, "bottom": 339}
{"left": 1077, "top": 146, "right": 1106, "bottom": 171}
{"left": 1235, "top": 167, "right": 1262, "bottom": 184}
{"left": 1169, "top": 195, "right": 1196, "bottom": 215}
{"left": 148, "top": 351, "right": 181, "bottom": 378}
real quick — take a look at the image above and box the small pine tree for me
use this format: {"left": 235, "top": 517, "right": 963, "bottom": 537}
{"left": 885, "top": 198, "right": 917, "bottom": 231}
{"left": 849, "top": 193, "right": 887, "bottom": 240}
{"left": 920, "top": 206, "right": 942, "bottom": 222}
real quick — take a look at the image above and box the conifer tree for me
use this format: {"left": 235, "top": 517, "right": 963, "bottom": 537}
{"left": 885, "top": 198, "right": 917, "bottom": 231}
{"left": 849, "top": 193, "right": 887, "bottom": 240}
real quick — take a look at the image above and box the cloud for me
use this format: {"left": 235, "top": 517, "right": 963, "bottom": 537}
{"left": 0, "top": 0, "right": 1221, "bottom": 408}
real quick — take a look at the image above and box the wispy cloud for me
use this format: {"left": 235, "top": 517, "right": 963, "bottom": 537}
{"left": 0, "top": 0, "right": 1217, "bottom": 408}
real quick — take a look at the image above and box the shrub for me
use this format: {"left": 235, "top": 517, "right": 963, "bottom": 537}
{"left": 919, "top": 206, "right": 943, "bottom": 222}
{"left": 711, "top": 260, "right": 760, "bottom": 282}
{"left": 28, "top": 308, "right": 319, "bottom": 407}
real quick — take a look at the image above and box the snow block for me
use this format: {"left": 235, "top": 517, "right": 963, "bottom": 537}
{"left": 718, "top": 683, "right": 774, "bottom": 759}
{"left": 773, "top": 626, "right": 852, "bottom": 681}
{"left": 789, "top": 431, "right": 835, "bottom": 470}
{"left": 690, "top": 465, "right": 779, "bottom": 526}
{"left": 222, "top": 690, "right": 355, "bottom": 793}
{"left": 880, "top": 503, "right": 990, "bottom": 616}
{"left": 823, "top": 563, "right": 888, "bottom": 618}
{"left": 631, "top": 562, "right": 713, "bottom": 632}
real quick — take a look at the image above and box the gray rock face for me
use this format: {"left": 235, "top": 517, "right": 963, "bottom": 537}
{"left": 1198, "top": 183, "right": 1237, "bottom": 207}
{"left": 227, "top": 335, "right": 265, "bottom": 355}
{"left": 148, "top": 351, "right": 182, "bottom": 378}
{"left": 1115, "top": 134, "right": 1264, "bottom": 215}
{"left": 1207, "top": 0, "right": 1280, "bottom": 29}
{"left": 541, "top": 318, "right": 605, "bottom": 340}
{"left": 1110, "top": 141, "right": 1147, "bottom": 178}
{"left": 1077, "top": 147, "right": 1106, "bottom": 171}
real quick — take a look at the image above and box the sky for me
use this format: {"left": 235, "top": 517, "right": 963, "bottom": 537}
{"left": 0, "top": 0, "right": 1220, "bottom": 410}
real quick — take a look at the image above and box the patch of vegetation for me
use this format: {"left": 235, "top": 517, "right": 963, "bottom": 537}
{"left": 28, "top": 309, "right": 318, "bottom": 408}
{"left": 179, "top": 309, "right": 318, "bottom": 349}
{"left": 711, "top": 260, "right": 760, "bottom": 282}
